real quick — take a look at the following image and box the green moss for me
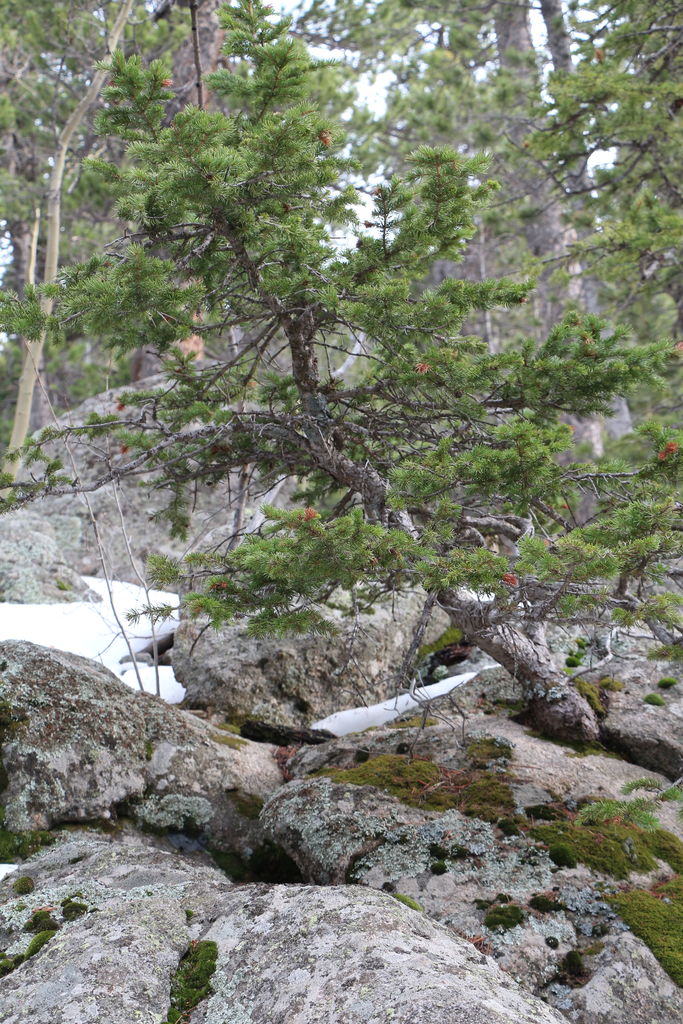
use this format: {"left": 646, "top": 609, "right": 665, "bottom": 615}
{"left": 55, "top": 579, "right": 72, "bottom": 592}
{"left": 484, "top": 904, "right": 525, "bottom": 931}
{"left": 532, "top": 821, "right": 683, "bottom": 879}
{"left": 185, "top": 909, "right": 194, "bottom": 922}
{"left": 0, "top": 827, "right": 55, "bottom": 862}
{"left": 144, "top": 740, "right": 154, "bottom": 761}
{"left": 599, "top": 676, "right": 624, "bottom": 691}
{"left": 584, "top": 941, "right": 605, "bottom": 956}
{"left": 644, "top": 693, "right": 666, "bottom": 706}
{"left": 547, "top": 843, "right": 577, "bottom": 868}
{"left": 565, "top": 743, "right": 623, "bottom": 760}
{"left": 529, "top": 894, "right": 565, "bottom": 912}
{"left": 25, "top": 910, "right": 59, "bottom": 933}
{"left": 391, "top": 893, "right": 424, "bottom": 911}
{"left": 648, "top": 830, "right": 683, "bottom": 873}
{"left": 658, "top": 677, "right": 679, "bottom": 689}
{"left": 211, "top": 731, "right": 247, "bottom": 749}
{"left": 163, "top": 940, "right": 218, "bottom": 1024}
{"left": 565, "top": 656, "right": 581, "bottom": 668}
{"left": 12, "top": 876, "right": 34, "bottom": 895}
{"left": 61, "top": 898, "right": 88, "bottom": 921}
{"left": 609, "top": 875, "right": 683, "bottom": 986}
{"left": 497, "top": 817, "right": 521, "bottom": 837}
{"left": 524, "top": 804, "right": 565, "bottom": 821}
{"left": 216, "top": 721, "right": 242, "bottom": 734}
{"left": 319, "top": 754, "right": 514, "bottom": 821}
{"left": 430, "top": 861, "right": 447, "bottom": 875}
{"left": 0, "top": 956, "right": 15, "bottom": 976}
{"left": 25, "top": 930, "right": 55, "bottom": 959}
{"left": 562, "top": 950, "right": 585, "bottom": 977}
{"left": 319, "top": 754, "right": 440, "bottom": 802}
{"left": 466, "top": 737, "right": 513, "bottom": 767}
{"left": 230, "top": 791, "right": 264, "bottom": 821}
{"left": 417, "top": 625, "right": 463, "bottom": 662}
{"left": 575, "top": 680, "right": 606, "bottom": 716}
{"left": 387, "top": 715, "right": 438, "bottom": 729}
{"left": 460, "top": 775, "right": 515, "bottom": 822}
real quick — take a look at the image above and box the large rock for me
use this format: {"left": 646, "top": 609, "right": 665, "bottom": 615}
{"left": 0, "top": 832, "right": 229, "bottom": 1024}
{"left": 547, "top": 932, "right": 683, "bottom": 1024}
{"left": 0, "top": 512, "right": 98, "bottom": 603}
{"left": 601, "top": 693, "right": 683, "bottom": 780}
{"left": 0, "top": 831, "right": 568, "bottom": 1024}
{"left": 0, "top": 640, "right": 282, "bottom": 854}
{"left": 13, "top": 377, "right": 275, "bottom": 584}
{"left": 173, "top": 591, "right": 450, "bottom": 727}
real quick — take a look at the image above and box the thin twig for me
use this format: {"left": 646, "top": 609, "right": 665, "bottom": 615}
{"left": 189, "top": 0, "right": 204, "bottom": 109}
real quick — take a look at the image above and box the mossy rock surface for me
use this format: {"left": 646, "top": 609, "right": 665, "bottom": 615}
{"left": 484, "top": 903, "right": 525, "bottom": 931}
{"left": 531, "top": 820, "right": 683, "bottom": 879}
{"left": 318, "top": 754, "right": 514, "bottom": 820}
{"left": 392, "top": 893, "right": 424, "bottom": 912}
{"left": 609, "top": 875, "right": 683, "bottom": 986}
{"left": 25, "top": 930, "right": 56, "bottom": 959}
{"left": 11, "top": 875, "right": 35, "bottom": 895}
{"left": 163, "top": 940, "right": 218, "bottom": 1024}
{"left": 466, "top": 737, "right": 513, "bottom": 768}
{"left": 0, "top": 827, "right": 55, "bottom": 863}
{"left": 529, "top": 894, "right": 565, "bottom": 913}
{"left": 211, "top": 731, "right": 248, "bottom": 749}
{"left": 387, "top": 715, "right": 438, "bottom": 730}
{"left": 575, "top": 680, "right": 606, "bottom": 717}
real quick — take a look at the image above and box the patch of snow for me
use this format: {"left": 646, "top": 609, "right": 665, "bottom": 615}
{"left": 119, "top": 663, "right": 186, "bottom": 704}
{"left": 311, "top": 668, "right": 490, "bottom": 736}
{"left": 0, "top": 864, "right": 17, "bottom": 880}
{"left": 0, "top": 577, "right": 185, "bottom": 704}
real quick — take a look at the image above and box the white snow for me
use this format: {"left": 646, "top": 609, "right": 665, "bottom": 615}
{"left": 0, "top": 576, "right": 185, "bottom": 703}
{"left": 311, "top": 669, "right": 486, "bottom": 736}
{"left": 0, "top": 864, "right": 16, "bottom": 880}
{"left": 118, "top": 663, "right": 186, "bottom": 703}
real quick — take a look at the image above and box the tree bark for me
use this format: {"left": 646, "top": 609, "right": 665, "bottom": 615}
{"left": 439, "top": 589, "right": 600, "bottom": 740}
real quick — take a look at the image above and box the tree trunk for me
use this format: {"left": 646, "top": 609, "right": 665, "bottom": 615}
{"left": 440, "top": 590, "right": 600, "bottom": 741}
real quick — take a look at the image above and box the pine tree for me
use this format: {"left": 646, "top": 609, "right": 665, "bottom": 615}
{"left": 1, "top": 0, "right": 681, "bottom": 740}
